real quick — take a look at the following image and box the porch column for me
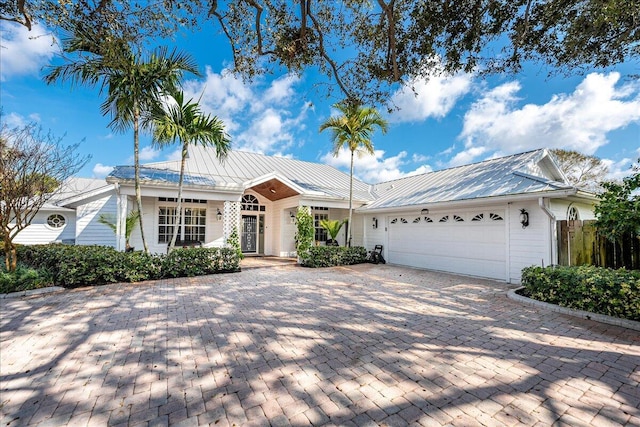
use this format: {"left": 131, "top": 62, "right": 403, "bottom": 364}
{"left": 116, "top": 194, "right": 128, "bottom": 251}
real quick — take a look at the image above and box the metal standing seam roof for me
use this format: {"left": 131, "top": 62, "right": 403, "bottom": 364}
{"left": 48, "top": 177, "right": 114, "bottom": 206}
{"left": 360, "top": 149, "right": 574, "bottom": 210}
{"left": 109, "top": 147, "right": 376, "bottom": 202}
{"left": 106, "top": 148, "right": 576, "bottom": 209}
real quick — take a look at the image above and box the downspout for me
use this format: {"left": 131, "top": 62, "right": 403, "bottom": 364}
{"left": 539, "top": 197, "right": 556, "bottom": 266}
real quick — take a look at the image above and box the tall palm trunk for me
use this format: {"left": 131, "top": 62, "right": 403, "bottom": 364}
{"left": 133, "top": 106, "right": 149, "bottom": 253}
{"left": 347, "top": 149, "right": 354, "bottom": 247}
{"left": 169, "top": 143, "right": 188, "bottom": 251}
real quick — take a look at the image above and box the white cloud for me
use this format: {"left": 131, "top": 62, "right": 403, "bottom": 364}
{"left": 602, "top": 157, "right": 637, "bottom": 181}
{"left": 0, "top": 23, "right": 57, "bottom": 81}
{"left": 139, "top": 146, "right": 161, "bottom": 161}
{"left": 389, "top": 72, "right": 472, "bottom": 122}
{"left": 453, "top": 72, "right": 640, "bottom": 165}
{"left": 92, "top": 163, "right": 113, "bottom": 178}
{"left": 321, "top": 148, "right": 433, "bottom": 183}
{"left": 1, "top": 111, "right": 42, "bottom": 128}
{"left": 182, "top": 68, "right": 308, "bottom": 155}
{"left": 166, "top": 149, "right": 183, "bottom": 161}
{"left": 127, "top": 146, "right": 161, "bottom": 163}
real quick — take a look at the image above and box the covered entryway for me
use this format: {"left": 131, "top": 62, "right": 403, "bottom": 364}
{"left": 387, "top": 211, "right": 507, "bottom": 280}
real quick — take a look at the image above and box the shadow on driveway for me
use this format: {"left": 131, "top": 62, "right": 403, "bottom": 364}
{"left": 1, "top": 263, "right": 639, "bottom": 426}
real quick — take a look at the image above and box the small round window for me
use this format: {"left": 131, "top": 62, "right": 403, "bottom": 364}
{"left": 47, "top": 214, "right": 66, "bottom": 228}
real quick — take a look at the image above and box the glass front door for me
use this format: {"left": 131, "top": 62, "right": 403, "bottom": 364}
{"left": 241, "top": 215, "right": 257, "bottom": 253}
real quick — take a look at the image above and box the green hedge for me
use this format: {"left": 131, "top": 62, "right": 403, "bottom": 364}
{"left": 12, "top": 244, "right": 240, "bottom": 289}
{"left": 520, "top": 265, "right": 640, "bottom": 321}
{"left": 301, "top": 246, "right": 368, "bottom": 268}
{"left": 0, "top": 264, "right": 54, "bottom": 294}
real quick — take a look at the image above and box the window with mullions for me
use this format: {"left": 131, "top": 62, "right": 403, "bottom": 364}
{"left": 182, "top": 208, "right": 206, "bottom": 241}
{"left": 158, "top": 206, "right": 206, "bottom": 243}
{"left": 158, "top": 207, "right": 177, "bottom": 243}
{"left": 314, "top": 213, "right": 328, "bottom": 242}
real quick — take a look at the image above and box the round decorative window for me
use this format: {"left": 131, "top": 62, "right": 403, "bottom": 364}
{"left": 47, "top": 214, "right": 66, "bottom": 228}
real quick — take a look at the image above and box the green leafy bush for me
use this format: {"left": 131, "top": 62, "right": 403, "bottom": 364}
{"left": 301, "top": 246, "right": 368, "bottom": 268}
{"left": 521, "top": 265, "right": 640, "bottom": 321}
{"left": 162, "top": 247, "right": 239, "bottom": 278}
{"left": 15, "top": 244, "right": 240, "bottom": 289}
{"left": 0, "top": 264, "right": 54, "bottom": 294}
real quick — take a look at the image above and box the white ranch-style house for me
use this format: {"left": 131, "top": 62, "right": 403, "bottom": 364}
{"left": 14, "top": 148, "right": 597, "bottom": 283}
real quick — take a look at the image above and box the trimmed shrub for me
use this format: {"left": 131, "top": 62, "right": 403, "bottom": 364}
{"left": 0, "top": 264, "right": 54, "bottom": 294}
{"left": 301, "top": 246, "right": 368, "bottom": 268}
{"left": 15, "top": 244, "right": 240, "bottom": 289}
{"left": 520, "top": 265, "right": 640, "bottom": 321}
{"left": 162, "top": 247, "right": 240, "bottom": 278}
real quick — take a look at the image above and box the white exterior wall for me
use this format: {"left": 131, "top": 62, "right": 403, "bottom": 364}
{"left": 74, "top": 194, "right": 117, "bottom": 247}
{"left": 549, "top": 199, "right": 597, "bottom": 221}
{"left": 348, "top": 212, "right": 364, "bottom": 247}
{"left": 128, "top": 197, "right": 225, "bottom": 254}
{"left": 362, "top": 214, "right": 387, "bottom": 251}
{"left": 13, "top": 210, "right": 76, "bottom": 245}
{"left": 274, "top": 197, "right": 302, "bottom": 257}
{"left": 507, "top": 200, "right": 550, "bottom": 283}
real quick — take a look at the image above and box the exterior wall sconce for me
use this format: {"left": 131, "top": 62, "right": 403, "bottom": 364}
{"left": 420, "top": 208, "right": 429, "bottom": 215}
{"left": 290, "top": 211, "right": 296, "bottom": 224}
{"left": 372, "top": 217, "right": 378, "bottom": 229}
{"left": 520, "top": 209, "right": 529, "bottom": 228}
{"left": 216, "top": 208, "right": 223, "bottom": 221}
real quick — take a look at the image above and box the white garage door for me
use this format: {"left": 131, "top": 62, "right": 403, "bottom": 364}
{"left": 387, "top": 212, "right": 506, "bottom": 280}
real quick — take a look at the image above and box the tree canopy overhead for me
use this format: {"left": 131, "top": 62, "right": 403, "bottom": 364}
{"left": 2, "top": 0, "right": 639, "bottom": 103}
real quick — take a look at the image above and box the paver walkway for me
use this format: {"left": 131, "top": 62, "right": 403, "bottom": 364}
{"left": 1, "top": 263, "right": 639, "bottom": 426}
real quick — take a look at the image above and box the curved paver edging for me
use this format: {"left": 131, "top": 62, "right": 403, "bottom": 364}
{"left": 508, "top": 287, "right": 640, "bottom": 331}
{"left": 0, "top": 286, "right": 65, "bottom": 300}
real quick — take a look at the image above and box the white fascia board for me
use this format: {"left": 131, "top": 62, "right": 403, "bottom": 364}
{"left": 115, "top": 181, "right": 244, "bottom": 200}
{"left": 299, "top": 196, "right": 368, "bottom": 210}
{"left": 40, "top": 205, "right": 76, "bottom": 213}
{"left": 58, "top": 185, "right": 115, "bottom": 207}
{"left": 357, "top": 189, "right": 579, "bottom": 214}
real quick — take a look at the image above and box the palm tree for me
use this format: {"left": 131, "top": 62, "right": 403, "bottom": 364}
{"left": 151, "top": 89, "right": 230, "bottom": 252}
{"left": 97, "top": 210, "right": 140, "bottom": 251}
{"left": 45, "top": 29, "right": 199, "bottom": 253}
{"left": 319, "top": 100, "right": 388, "bottom": 246}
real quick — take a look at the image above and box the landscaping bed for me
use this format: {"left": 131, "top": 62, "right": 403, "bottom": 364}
{"left": 1, "top": 244, "right": 240, "bottom": 292}
{"left": 300, "top": 246, "right": 368, "bottom": 268}
{"left": 520, "top": 265, "right": 640, "bottom": 321}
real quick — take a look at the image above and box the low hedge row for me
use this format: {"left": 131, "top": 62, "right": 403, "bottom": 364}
{"left": 520, "top": 265, "right": 640, "bottom": 321}
{"left": 13, "top": 244, "right": 240, "bottom": 288}
{"left": 301, "top": 246, "right": 368, "bottom": 268}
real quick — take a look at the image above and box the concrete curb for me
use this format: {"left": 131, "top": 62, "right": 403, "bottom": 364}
{"left": 0, "top": 286, "right": 65, "bottom": 300}
{"left": 508, "top": 287, "right": 640, "bottom": 331}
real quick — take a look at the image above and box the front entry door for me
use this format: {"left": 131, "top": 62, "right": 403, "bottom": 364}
{"left": 241, "top": 215, "right": 257, "bottom": 253}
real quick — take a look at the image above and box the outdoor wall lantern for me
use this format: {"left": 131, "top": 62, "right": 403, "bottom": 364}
{"left": 420, "top": 208, "right": 429, "bottom": 215}
{"left": 216, "top": 208, "right": 223, "bottom": 221}
{"left": 290, "top": 211, "right": 296, "bottom": 224}
{"left": 520, "top": 209, "right": 529, "bottom": 228}
{"left": 372, "top": 217, "right": 378, "bottom": 229}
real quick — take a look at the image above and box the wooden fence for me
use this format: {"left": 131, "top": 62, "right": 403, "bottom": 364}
{"left": 557, "top": 220, "right": 640, "bottom": 269}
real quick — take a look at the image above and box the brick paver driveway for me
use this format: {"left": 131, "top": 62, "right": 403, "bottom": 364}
{"left": 1, "top": 263, "right": 639, "bottom": 426}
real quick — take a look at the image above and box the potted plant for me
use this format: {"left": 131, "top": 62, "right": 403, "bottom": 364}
{"left": 320, "top": 219, "right": 346, "bottom": 246}
{"left": 98, "top": 210, "right": 140, "bottom": 251}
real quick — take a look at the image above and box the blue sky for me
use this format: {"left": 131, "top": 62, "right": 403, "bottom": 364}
{"left": 1, "top": 21, "right": 639, "bottom": 184}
